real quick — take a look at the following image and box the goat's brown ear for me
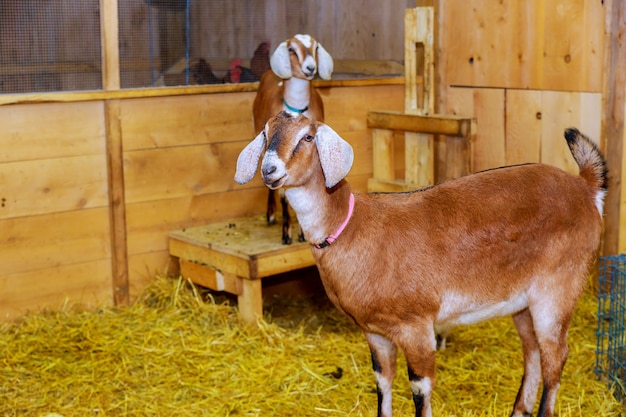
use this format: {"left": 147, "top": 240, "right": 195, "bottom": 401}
{"left": 270, "top": 41, "right": 292, "bottom": 79}
{"left": 317, "top": 44, "right": 333, "bottom": 80}
{"left": 315, "top": 124, "right": 354, "bottom": 188}
{"left": 234, "top": 131, "right": 266, "bottom": 184}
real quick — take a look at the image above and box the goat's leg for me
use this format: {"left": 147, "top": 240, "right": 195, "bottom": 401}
{"left": 396, "top": 323, "right": 437, "bottom": 417}
{"left": 510, "top": 309, "right": 542, "bottom": 417}
{"left": 530, "top": 305, "right": 572, "bottom": 417}
{"left": 267, "top": 189, "right": 276, "bottom": 225}
{"left": 279, "top": 189, "right": 292, "bottom": 244}
{"left": 366, "top": 333, "right": 397, "bottom": 417}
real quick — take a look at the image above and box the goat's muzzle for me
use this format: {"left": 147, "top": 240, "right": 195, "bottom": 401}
{"left": 261, "top": 165, "right": 286, "bottom": 190}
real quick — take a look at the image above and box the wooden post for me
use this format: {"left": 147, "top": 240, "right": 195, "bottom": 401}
{"left": 404, "top": 7, "right": 435, "bottom": 187}
{"left": 371, "top": 128, "right": 396, "bottom": 182}
{"left": 100, "top": 0, "right": 129, "bottom": 305}
{"left": 601, "top": 0, "right": 626, "bottom": 256}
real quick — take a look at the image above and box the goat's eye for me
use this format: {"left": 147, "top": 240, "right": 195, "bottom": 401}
{"left": 303, "top": 134, "right": 313, "bottom": 142}
{"left": 288, "top": 47, "right": 295, "bottom": 53}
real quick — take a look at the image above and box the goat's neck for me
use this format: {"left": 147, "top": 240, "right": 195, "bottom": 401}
{"left": 285, "top": 180, "right": 353, "bottom": 246}
{"left": 282, "top": 77, "right": 312, "bottom": 111}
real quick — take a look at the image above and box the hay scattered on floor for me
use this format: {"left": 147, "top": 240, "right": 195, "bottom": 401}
{"left": 0, "top": 276, "right": 623, "bottom": 417}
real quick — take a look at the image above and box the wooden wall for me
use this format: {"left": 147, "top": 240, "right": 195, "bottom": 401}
{"left": 437, "top": 0, "right": 605, "bottom": 174}
{"left": 0, "top": 82, "right": 404, "bottom": 319}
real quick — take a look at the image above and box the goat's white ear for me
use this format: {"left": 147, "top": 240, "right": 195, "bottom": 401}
{"left": 317, "top": 44, "right": 333, "bottom": 80}
{"left": 234, "top": 131, "right": 266, "bottom": 184}
{"left": 270, "top": 41, "right": 293, "bottom": 79}
{"left": 315, "top": 124, "right": 354, "bottom": 188}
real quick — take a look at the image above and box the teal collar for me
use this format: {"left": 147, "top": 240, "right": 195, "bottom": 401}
{"left": 282, "top": 98, "right": 308, "bottom": 114}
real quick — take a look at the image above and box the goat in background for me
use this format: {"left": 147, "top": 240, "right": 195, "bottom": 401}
{"left": 235, "top": 111, "right": 608, "bottom": 417}
{"left": 252, "top": 34, "right": 333, "bottom": 244}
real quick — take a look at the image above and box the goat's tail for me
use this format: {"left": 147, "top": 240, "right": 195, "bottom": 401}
{"left": 564, "top": 128, "right": 608, "bottom": 196}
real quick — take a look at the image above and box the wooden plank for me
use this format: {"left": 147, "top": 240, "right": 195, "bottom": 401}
{"left": 169, "top": 238, "right": 253, "bottom": 279}
{"left": 505, "top": 89, "right": 542, "bottom": 165}
{"left": 168, "top": 216, "right": 311, "bottom": 260}
{"left": 238, "top": 278, "right": 263, "bottom": 323}
{"left": 404, "top": 132, "right": 433, "bottom": 186}
{"left": 125, "top": 188, "right": 269, "bottom": 255}
{"left": 105, "top": 99, "right": 129, "bottom": 306}
{"left": 0, "top": 208, "right": 111, "bottom": 276}
{"left": 471, "top": 88, "right": 506, "bottom": 171}
{"left": 443, "top": 0, "right": 603, "bottom": 91}
{"left": 0, "top": 78, "right": 403, "bottom": 107}
{"left": 0, "top": 155, "right": 108, "bottom": 220}
{"left": 444, "top": 133, "right": 472, "bottom": 181}
{"left": 255, "top": 247, "right": 316, "bottom": 277}
{"left": 0, "top": 101, "right": 105, "bottom": 163}
{"left": 371, "top": 128, "right": 395, "bottom": 182}
{"left": 543, "top": 0, "right": 604, "bottom": 92}
{"left": 404, "top": 7, "right": 435, "bottom": 188}
{"left": 0, "top": 259, "right": 112, "bottom": 320}
{"left": 367, "top": 111, "right": 473, "bottom": 136}
{"left": 179, "top": 259, "right": 242, "bottom": 295}
{"left": 100, "top": 0, "right": 120, "bottom": 90}
{"left": 540, "top": 91, "right": 602, "bottom": 174}
{"left": 123, "top": 142, "right": 257, "bottom": 204}
{"left": 120, "top": 92, "right": 256, "bottom": 151}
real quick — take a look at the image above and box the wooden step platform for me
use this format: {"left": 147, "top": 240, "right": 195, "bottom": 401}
{"left": 168, "top": 216, "right": 315, "bottom": 323}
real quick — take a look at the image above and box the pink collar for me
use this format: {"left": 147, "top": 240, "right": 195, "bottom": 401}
{"left": 314, "top": 193, "right": 355, "bottom": 249}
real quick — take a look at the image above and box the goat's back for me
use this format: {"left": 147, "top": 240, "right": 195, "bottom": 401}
{"left": 315, "top": 163, "right": 602, "bottom": 328}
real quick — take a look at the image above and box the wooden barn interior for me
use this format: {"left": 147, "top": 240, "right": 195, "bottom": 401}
{"left": 1, "top": 0, "right": 625, "bottom": 322}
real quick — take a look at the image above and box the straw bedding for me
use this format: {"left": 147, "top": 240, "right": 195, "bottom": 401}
{"left": 0, "top": 276, "right": 623, "bottom": 417}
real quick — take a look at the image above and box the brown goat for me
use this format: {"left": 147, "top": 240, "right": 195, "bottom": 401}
{"left": 252, "top": 34, "right": 333, "bottom": 244}
{"left": 234, "top": 112, "right": 608, "bottom": 417}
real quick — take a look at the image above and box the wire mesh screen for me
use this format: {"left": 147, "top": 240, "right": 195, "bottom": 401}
{"left": 596, "top": 255, "right": 626, "bottom": 401}
{"left": 0, "top": 1, "right": 102, "bottom": 94}
{"left": 1, "top": 0, "right": 409, "bottom": 93}
{"left": 119, "top": 0, "right": 270, "bottom": 88}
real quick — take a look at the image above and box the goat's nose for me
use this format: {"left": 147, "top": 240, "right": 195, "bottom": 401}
{"left": 306, "top": 64, "right": 316, "bottom": 73}
{"left": 262, "top": 165, "right": 276, "bottom": 177}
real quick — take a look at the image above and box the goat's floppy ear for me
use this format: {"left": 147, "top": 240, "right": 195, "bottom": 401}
{"left": 317, "top": 44, "right": 333, "bottom": 80}
{"left": 314, "top": 124, "right": 354, "bottom": 188}
{"left": 270, "top": 41, "right": 292, "bottom": 79}
{"left": 234, "top": 130, "right": 266, "bottom": 184}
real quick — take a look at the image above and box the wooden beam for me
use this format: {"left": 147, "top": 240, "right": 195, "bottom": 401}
{"left": 367, "top": 111, "right": 473, "bottom": 137}
{"left": 100, "top": 0, "right": 120, "bottom": 91}
{"left": 601, "top": 0, "right": 626, "bottom": 256}
{"left": 104, "top": 99, "right": 129, "bottom": 306}
{"left": 101, "top": 0, "right": 128, "bottom": 305}
{"left": 0, "top": 78, "right": 405, "bottom": 106}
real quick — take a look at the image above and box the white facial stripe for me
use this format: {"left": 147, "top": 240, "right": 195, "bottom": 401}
{"left": 294, "top": 34, "right": 313, "bottom": 48}
{"left": 294, "top": 125, "right": 311, "bottom": 144}
{"left": 302, "top": 55, "right": 317, "bottom": 72}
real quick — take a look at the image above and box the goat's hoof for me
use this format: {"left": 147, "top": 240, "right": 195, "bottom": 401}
{"left": 298, "top": 233, "right": 306, "bottom": 243}
{"left": 266, "top": 216, "right": 276, "bottom": 226}
{"left": 282, "top": 235, "right": 293, "bottom": 245}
